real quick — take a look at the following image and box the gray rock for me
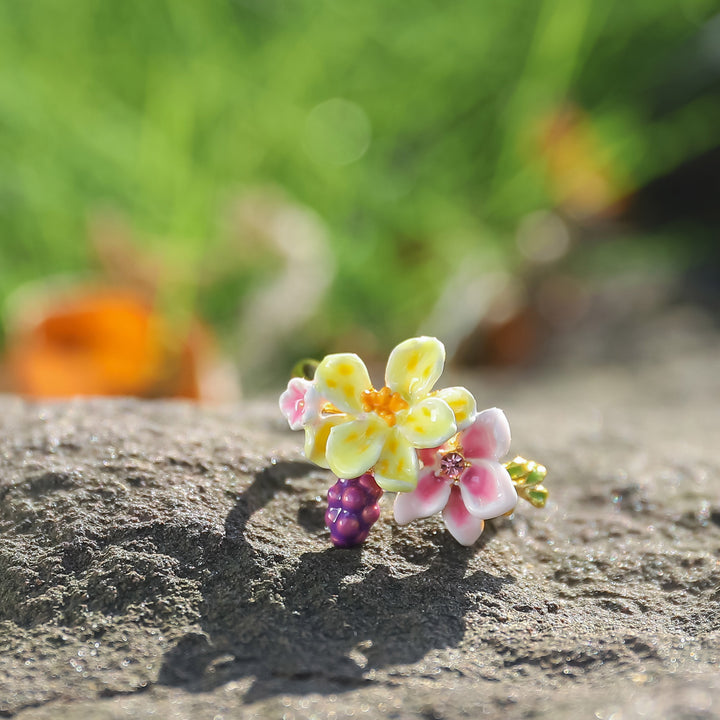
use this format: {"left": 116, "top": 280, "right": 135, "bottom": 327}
{"left": 1, "top": 343, "right": 719, "bottom": 719}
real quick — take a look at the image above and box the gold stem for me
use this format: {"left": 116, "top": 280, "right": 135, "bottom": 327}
{"left": 503, "top": 456, "right": 549, "bottom": 508}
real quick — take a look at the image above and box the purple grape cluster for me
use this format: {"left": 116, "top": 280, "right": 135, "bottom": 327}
{"left": 325, "top": 473, "right": 383, "bottom": 547}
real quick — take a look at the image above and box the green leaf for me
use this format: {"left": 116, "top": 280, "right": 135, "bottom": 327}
{"left": 526, "top": 487, "right": 549, "bottom": 508}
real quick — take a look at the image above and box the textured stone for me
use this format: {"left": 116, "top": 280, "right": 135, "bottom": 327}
{"left": 0, "top": 341, "right": 719, "bottom": 719}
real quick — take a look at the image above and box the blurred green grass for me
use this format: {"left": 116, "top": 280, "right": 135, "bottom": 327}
{"left": 0, "top": 0, "right": 718, "bottom": 362}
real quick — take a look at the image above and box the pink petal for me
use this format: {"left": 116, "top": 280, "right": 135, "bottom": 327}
{"left": 393, "top": 470, "right": 451, "bottom": 525}
{"left": 442, "top": 485, "right": 485, "bottom": 546}
{"left": 459, "top": 408, "right": 511, "bottom": 461}
{"left": 300, "top": 383, "right": 322, "bottom": 425}
{"left": 417, "top": 446, "right": 440, "bottom": 469}
{"left": 459, "top": 459, "right": 517, "bottom": 519}
{"left": 279, "top": 378, "right": 312, "bottom": 430}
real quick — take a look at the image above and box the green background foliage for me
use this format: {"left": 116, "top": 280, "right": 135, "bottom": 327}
{"left": 0, "top": 0, "right": 717, "bottom": 358}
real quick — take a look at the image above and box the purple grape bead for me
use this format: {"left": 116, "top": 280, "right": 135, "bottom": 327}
{"left": 326, "top": 473, "right": 384, "bottom": 548}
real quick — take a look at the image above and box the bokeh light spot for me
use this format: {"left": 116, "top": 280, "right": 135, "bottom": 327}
{"left": 516, "top": 211, "right": 570, "bottom": 264}
{"left": 302, "top": 98, "right": 371, "bottom": 167}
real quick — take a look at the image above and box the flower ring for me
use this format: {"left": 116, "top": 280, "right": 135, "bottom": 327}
{"left": 279, "top": 336, "right": 548, "bottom": 548}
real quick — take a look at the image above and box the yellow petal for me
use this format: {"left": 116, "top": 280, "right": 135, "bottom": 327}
{"left": 304, "top": 414, "right": 348, "bottom": 468}
{"left": 385, "top": 336, "right": 445, "bottom": 401}
{"left": 326, "top": 415, "right": 389, "bottom": 478}
{"left": 432, "top": 386, "right": 477, "bottom": 431}
{"left": 315, "top": 353, "right": 372, "bottom": 414}
{"left": 374, "top": 428, "right": 420, "bottom": 492}
{"left": 398, "top": 396, "right": 457, "bottom": 448}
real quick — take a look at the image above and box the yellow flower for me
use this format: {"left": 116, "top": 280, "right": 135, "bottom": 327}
{"left": 306, "top": 336, "right": 476, "bottom": 492}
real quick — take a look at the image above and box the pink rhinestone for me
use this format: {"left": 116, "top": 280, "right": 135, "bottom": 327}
{"left": 440, "top": 451, "right": 466, "bottom": 481}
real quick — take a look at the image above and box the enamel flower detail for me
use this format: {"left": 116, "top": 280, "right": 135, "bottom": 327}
{"left": 313, "top": 337, "right": 476, "bottom": 492}
{"left": 393, "top": 408, "right": 518, "bottom": 545}
{"left": 280, "top": 337, "right": 476, "bottom": 492}
{"left": 279, "top": 377, "right": 320, "bottom": 430}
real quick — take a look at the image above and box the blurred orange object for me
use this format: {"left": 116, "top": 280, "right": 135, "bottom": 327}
{"left": 3, "top": 284, "right": 223, "bottom": 400}
{"left": 537, "top": 104, "right": 628, "bottom": 219}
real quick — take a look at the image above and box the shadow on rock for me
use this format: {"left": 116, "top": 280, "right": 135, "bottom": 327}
{"left": 158, "top": 462, "right": 514, "bottom": 700}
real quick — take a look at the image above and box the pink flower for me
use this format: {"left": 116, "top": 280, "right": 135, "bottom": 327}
{"left": 279, "top": 377, "right": 320, "bottom": 431}
{"left": 393, "top": 408, "right": 517, "bottom": 545}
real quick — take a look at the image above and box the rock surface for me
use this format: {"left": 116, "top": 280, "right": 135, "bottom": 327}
{"left": 1, "top": 341, "right": 719, "bottom": 719}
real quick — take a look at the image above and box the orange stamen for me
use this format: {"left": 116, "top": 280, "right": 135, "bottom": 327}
{"left": 361, "top": 386, "right": 409, "bottom": 426}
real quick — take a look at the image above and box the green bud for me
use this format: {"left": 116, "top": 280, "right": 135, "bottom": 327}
{"left": 291, "top": 358, "right": 319, "bottom": 381}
